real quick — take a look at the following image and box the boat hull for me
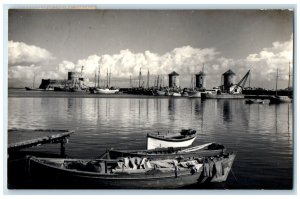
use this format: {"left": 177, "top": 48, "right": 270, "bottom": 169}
{"left": 269, "top": 96, "right": 292, "bottom": 104}
{"left": 202, "top": 93, "right": 244, "bottom": 99}
{"left": 27, "top": 153, "right": 235, "bottom": 189}
{"left": 172, "top": 93, "right": 181, "bottom": 97}
{"left": 94, "top": 88, "right": 119, "bottom": 94}
{"left": 147, "top": 135, "right": 196, "bottom": 150}
{"left": 107, "top": 143, "right": 225, "bottom": 160}
{"left": 25, "top": 87, "right": 45, "bottom": 91}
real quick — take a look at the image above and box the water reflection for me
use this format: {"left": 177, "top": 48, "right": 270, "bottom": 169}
{"left": 222, "top": 100, "right": 232, "bottom": 122}
{"left": 168, "top": 98, "right": 175, "bottom": 113}
{"left": 8, "top": 97, "right": 293, "bottom": 189}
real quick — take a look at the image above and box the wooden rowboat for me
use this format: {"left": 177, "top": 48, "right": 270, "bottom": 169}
{"left": 103, "top": 143, "right": 225, "bottom": 160}
{"left": 147, "top": 129, "right": 197, "bottom": 150}
{"left": 27, "top": 152, "right": 236, "bottom": 189}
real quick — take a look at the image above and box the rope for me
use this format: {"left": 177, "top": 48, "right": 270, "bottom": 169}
{"left": 26, "top": 156, "right": 31, "bottom": 176}
{"left": 96, "top": 149, "right": 110, "bottom": 159}
{"left": 230, "top": 168, "right": 239, "bottom": 183}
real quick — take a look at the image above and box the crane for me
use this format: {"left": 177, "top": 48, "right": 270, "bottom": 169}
{"left": 229, "top": 69, "right": 250, "bottom": 94}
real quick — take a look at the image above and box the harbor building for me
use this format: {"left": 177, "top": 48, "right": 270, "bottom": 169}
{"left": 168, "top": 71, "right": 179, "bottom": 88}
{"left": 195, "top": 71, "right": 206, "bottom": 90}
{"left": 222, "top": 69, "right": 236, "bottom": 93}
{"left": 38, "top": 71, "right": 90, "bottom": 91}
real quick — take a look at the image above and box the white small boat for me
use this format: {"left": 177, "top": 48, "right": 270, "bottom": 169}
{"left": 172, "top": 92, "right": 181, "bottom": 97}
{"left": 147, "top": 129, "right": 197, "bottom": 150}
{"left": 94, "top": 88, "right": 119, "bottom": 94}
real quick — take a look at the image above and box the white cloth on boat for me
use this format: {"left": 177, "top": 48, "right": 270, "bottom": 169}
{"left": 151, "top": 160, "right": 173, "bottom": 168}
{"left": 145, "top": 160, "right": 152, "bottom": 169}
{"left": 186, "top": 160, "right": 198, "bottom": 166}
{"left": 123, "top": 157, "right": 130, "bottom": 168}
{"left": 139, "top": 158, "right": 147, "bottom": 169}
{"left": 209, "top": 160, "right": 214, "bottom": 177}
{"left": 192, "top": 164, "right": 203, "bottom": 172}
{"left": 117, "top": 161, "right": 123, "bottom": 169}
{"left": 135, "top": 157, "right": 142, "bottom": 165}
{"left": 129, "top": 157, "right": 137, "bottom": 169}
{"left": 214, "top": 159, "right": 223, "bottom": 178}
{"left": 203, "top": 162, "right": 210, "bottom": 177}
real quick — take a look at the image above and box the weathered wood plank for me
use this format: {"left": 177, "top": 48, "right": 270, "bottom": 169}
{"left": 8, "top": 129, "right": 74, "bottom": 153}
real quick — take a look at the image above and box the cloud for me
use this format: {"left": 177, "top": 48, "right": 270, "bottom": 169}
{"left": 9, "top": 40, "right": 54, "bottom": 66}
{"left": 58, "top": 45, "right": 219, "bottom": 78}
{"left": 245, "top": 36, "right": 293, "bottom": 83}
{"left": 9, "top": 37, "right": 293, "bottom": 89}
{"left": 58, "top": 60, "right": 76, "bottom": 74}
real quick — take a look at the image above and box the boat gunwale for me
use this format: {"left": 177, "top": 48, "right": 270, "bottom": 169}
{"left": 29, "top": 156, "right": 199, "bottom": 180}
{"left": 107, "top": 143, "right": 223, "bottom": 156}
{"left": 147, "top": 133, "right": 196, "bottom": 142}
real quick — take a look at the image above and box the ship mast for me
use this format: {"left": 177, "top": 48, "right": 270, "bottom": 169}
{"left": 138, "top": 68, "right": 142, "bottom": 88}
{"left": 94, "top": 72, "right": 96, "bottom": 88}
{"left": 275, "top": 68, "right": 278, "bottom": 96}
{"left": 81, "top": 66, "right": 84, "bottom": 77}
{"left": 129, "top": 75, "right": 132, "bottom": 88}
{"left": 147, "top": 69, "right": 150, "bottom": 89}
{"left": 97, "top": 66, "right": 100, "bottom": 88}
{"left": 109, "top": 67, "right": 111, "bottom": 88}
{"left": 288, "top": 61, "right": 291, "bottom": 89}
{"left": 106, "top": 68, "right": 109, "bottom": 88}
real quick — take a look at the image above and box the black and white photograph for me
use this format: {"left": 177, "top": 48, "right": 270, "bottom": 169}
{"left": 6, "top": 6, "right": 294, "bottom": 191}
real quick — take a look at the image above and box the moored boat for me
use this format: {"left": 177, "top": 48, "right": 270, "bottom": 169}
{"left": 147, "top": 129, "right": 197, "bottom": 150}
{"left": 25, "top": 87, "right": 54, "bottom": 91}
{"left": 94, "top": 87, "right": 119, "bottom": 94}
{"left": 245, "top": 99, "right": 264, "bottom": 104}
{"left": 172, "top": 92, "right": 181, "bottom": 97}
{"left": 202, "top": 90, "right": 244, "bottom": 99}
{"left": 25, "top": 87, "right": 45, "bottom": 91}
{"left": 103, "top": 142, "right": 225, "bottom": 160}
{"left": 27, "top": 152, "right": 236, "bottom": 189}
{"left": 269, "top": 67, "right": 292, "bottom": 104}
{"left": 269, "top": 95, "right": 292, "bottom": 104}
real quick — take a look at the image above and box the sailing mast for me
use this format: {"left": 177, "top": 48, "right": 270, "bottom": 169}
{"left": 275, "top": 68, "right": 278, "bottom": 96}
{"left": 288, "top": 61, "right": 291, "bottom": 89}
{"left": 138, "top": 68, "right": 142, "bottom": 88}
{"left": 109, "top": 67, "right": 111, "bottom": 88}
{"left": 106, "top": 68, "right": 109, "bottom": 88}
{"left": 94, "top": 72, "right": 96, "bottom": 88}
{"left": 129, "top": 75, "right": 132, "bottom": 88}
{"left": 147, "top": 69, "right": 150, "bottom": 89}
{"left": 97, "top": 66, "right": 100, "bottom": 88}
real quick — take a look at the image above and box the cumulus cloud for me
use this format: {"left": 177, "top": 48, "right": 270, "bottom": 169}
{"left": 57, "top": 45, "right": 219, "bottom": 78}
{"left": 245, "top": 36, "right": 293, "bottom": 83}
{"left": 9, "top": 40, "right": 54, "bottom": 65}
{"left": 9, "top": 37, "right": 293, "bottom": 89}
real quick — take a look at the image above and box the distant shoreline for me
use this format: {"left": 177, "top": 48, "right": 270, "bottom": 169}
{"left": 8, "top": 90, "right": 172, "bottom": 99}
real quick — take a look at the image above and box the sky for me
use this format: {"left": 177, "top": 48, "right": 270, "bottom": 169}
{"left": 8, "top": 9, "right": 294, "bottom": 89}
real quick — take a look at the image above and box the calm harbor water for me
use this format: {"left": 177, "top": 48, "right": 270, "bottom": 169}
{"left": 8, "top": 91, "right": 293, "bottom": 189}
